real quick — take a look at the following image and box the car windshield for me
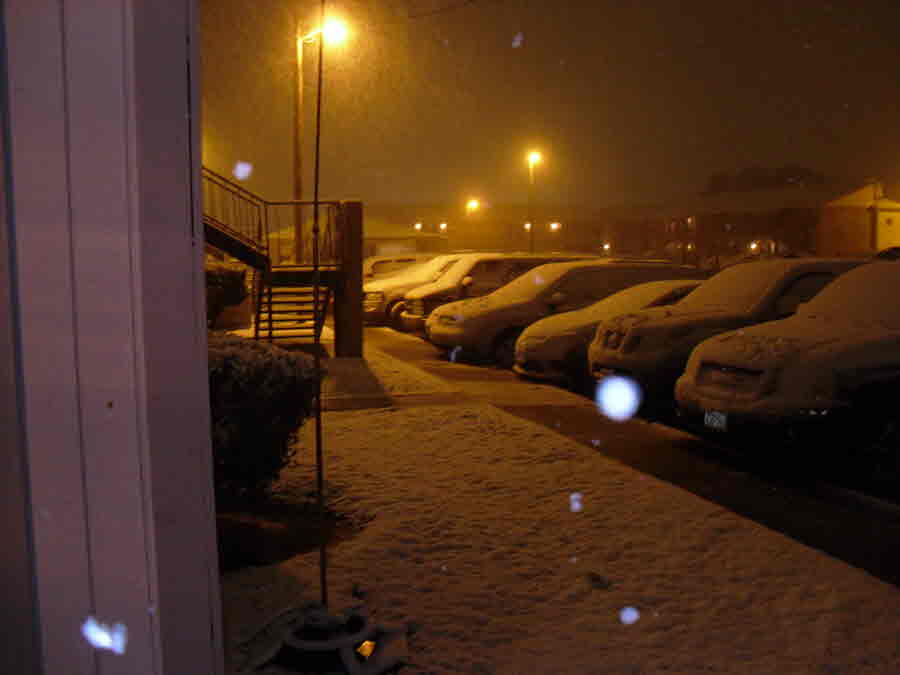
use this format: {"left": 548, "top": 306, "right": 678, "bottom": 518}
{"left": 487, "top": 263, "right": 573, "bottom": 302}
{"left": 798, "top": 262, "right": 900, "bottom": 328}
{"left": 675, "top": 261, "right": 783, "bottom": 313}
{"left": 402, "top": 256, "right": 461, "bottom": 284}
{"left": 584, "top": 280, "right": 698, "bottom": 318}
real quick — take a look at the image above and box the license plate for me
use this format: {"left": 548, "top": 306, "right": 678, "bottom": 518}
{"left": 704, "top": 410, "right": 728, "bottom": 431}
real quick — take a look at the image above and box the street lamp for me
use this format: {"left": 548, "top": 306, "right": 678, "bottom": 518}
{"left": 549, "top": 221, "right": 561, "bottom": 232}
{"left": 293, "top": 15, "right": 349, "bottom": 262}
{"left": 439, "top": 222, "right": 448, "bottom": 232}
{"left": 527, "top": 150, "right": 542, "bottom": 252}
{"left": 466, "top": 198, "right": 480, "bottom": 213}
{"left": 414, "top": 222, "right": 423, "bottom": 231}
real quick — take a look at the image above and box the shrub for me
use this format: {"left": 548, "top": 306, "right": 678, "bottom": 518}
{"left": 208, "top": 333, "right": 324, "bottom": 504}
{"left": 206, "top": 263, "right": 248, "bottom": 329}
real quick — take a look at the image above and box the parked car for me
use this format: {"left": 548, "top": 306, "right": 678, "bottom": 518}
{"left": 426, "top": 259, "right": 704, "bottom": 367}
{"left": 675, "top": 261, "right": 900, "bottom": 457}
{"left": 514, "top": 279, "right": 702, "bottom": 388}
{"left": 400, "top": 252, "right": 596, "bottom": 333}
{"left": 587, "top": 257, "right": 865, "bottom": 415}
{"left": 363, "top": 253, "right": 437, "bottom": 281}
{"left": 363, "top": 253, "right": 465, "bottom": 328}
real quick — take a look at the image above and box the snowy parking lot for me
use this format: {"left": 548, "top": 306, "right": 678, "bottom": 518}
{"left": 223, "top": 337, "right": 900, "bottom": 674}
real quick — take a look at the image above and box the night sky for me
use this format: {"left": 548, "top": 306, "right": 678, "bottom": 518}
{"left": 207, "top": 0, "right": 900, "bottom": 209}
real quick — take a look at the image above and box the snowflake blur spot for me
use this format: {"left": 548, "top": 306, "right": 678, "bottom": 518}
{"left": 591, "top": 439, "right": 602, "bottom": 447}
{"left": 512, "top": 32, "right": 524, "bottom": 48}
{"left": 232, "top": 161, "right": 253, "bottom": 181}
{"left": 449, "top": 346, "right": 462, "bottom": 362}
{"left": 569, "top": 492, "right": 583, "bottom": 512}
{"left": 570, "top": 556, "right": 578, "bottom": 564}
{"left": 82, "top": 616, "right": 128, "bottom": 655}
{"left": 595, "top": 375, "right": 642, "bottom": 421}
{"left": 619, "top": 607, "right": 640, "bottom": 625}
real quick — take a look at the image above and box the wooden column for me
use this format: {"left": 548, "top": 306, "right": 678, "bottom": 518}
{"left": 333, "top": 201, "right": 363, "bottom": 357}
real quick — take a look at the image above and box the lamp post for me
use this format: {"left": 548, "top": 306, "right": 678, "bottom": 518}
{"left": 293, "top": 16, "right": 348, "bottom": 262}
{"left": 527, "top": 151, "right": 542, "bottom": 252}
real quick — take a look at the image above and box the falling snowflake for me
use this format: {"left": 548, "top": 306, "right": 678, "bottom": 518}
{"left": 232, "top": 161, "right": 253, "bottom": 181}
{"left": 569, "top": 492, "right": 583, "bottom": 512}
{"left": 512, "top": 32, "right": 524, "bottom": 48}
{"left": 449, "top": 346, "right": 462, "bottom": 362}
{"left": 595, "top": 375, "right": 642, "bottom": 422}
{"left": 82, "top": 617, "right": 128, "bottom": 655}
{"left": 619, "top": 607, "right": 640, "bottom": 625}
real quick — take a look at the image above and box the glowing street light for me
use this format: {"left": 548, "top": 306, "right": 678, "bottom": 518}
{"left": 439, "top": 222, "right": 448, "bottom": 232}
{"left": 301, "top": 17, "right": 350, "bottom": 45}
{"left": 466, "top": 198, "right": 481, "bottom": 213}
{"left": 414, "top": 222, "right": 423, "bottom": 231}
{"left": 526, "top": 150, "right": 543, "bottom": 252}
{"left": 602, "top": 242, "right": 611, "bottom": 252}
{"left": 524, "top": 222, "right": 532, "bottom": 231}
{"left": 293, "top": 15, "right": 351, "bottom": 262}
{"left": 549, "top": 221, "right": 561, "bottom": 232}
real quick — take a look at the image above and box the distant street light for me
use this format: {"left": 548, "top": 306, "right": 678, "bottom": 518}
{"left": 602, "top": 242, "right": 611, "bottom": 252}
{"left": 549, "top": 221, "right": 561, "bottom": 232}
{"left": 466, "top": 198, "right": 481, "bottom": 213}
{"left": 439, "top": 222, "right": 448, "bottom": 232}
{"left": 524, "top": 222, "right": 532, "bottom": 231}
{"left": 526, "top": 150, "right": 543, "bottom": 252}
{"left": 414, "top": 222, "right": 423, "bottom": 231}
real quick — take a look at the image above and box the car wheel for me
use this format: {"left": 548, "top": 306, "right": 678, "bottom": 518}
{"left": 492, "top": 329, "right": 521, "bottom": 369}
{"left": 386, "top": 301, "right": 406, "bottom": 331}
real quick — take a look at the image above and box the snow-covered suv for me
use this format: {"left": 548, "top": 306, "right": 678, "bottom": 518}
{"left": 675, "top": 261, "right": 900, "bottom": 454}
{"left": 587, "top": 257, "right": 865, "bottom": 413}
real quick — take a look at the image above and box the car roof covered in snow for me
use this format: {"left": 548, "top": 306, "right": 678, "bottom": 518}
{"left": 674, "top": 257, "right": 864, "bottom": 314}
{"left": 799, "top": 260, "right": 900, "bottom": 328}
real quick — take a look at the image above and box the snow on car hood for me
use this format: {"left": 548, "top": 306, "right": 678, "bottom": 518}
{"left": 603, "top": 305, "right": 741, "bottom": 335}
{"left": 520, "top": 308, "right": 596, "bottom": 344}
{"left": 695, "top": 314, "right": 855, "bottom": 369}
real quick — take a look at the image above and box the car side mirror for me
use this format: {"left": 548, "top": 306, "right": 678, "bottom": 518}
{"left": 548, "top": 291, "right": 566, "bottom": 307}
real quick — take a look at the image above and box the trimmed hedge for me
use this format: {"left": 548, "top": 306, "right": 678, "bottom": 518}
{"left": 208, "top": 333, "right": 324, "bottom": 503}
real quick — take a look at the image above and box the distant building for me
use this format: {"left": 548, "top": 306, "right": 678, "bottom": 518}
{"left": 816, "top": 182, "right": 900, "bottom": 256}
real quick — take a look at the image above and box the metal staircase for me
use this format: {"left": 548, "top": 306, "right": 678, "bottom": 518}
{"left": 201, "top": 167, "right": 346, "bottom": 345}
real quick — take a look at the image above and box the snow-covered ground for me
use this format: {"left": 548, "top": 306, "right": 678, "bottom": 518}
{"left": 222, "top": 346, "right": 900, "bottom": 674}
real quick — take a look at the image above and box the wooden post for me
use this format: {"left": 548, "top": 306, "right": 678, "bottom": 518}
{"left": 333, "top": 201, "right": 363, "bottom": 357}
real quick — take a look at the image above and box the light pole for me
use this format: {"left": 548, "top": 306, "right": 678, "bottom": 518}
{"left": 527, "top": 151, "right": 542, "bottom": 252}
{"left": 293, "top": 15, "right": 348, "bottom": 263}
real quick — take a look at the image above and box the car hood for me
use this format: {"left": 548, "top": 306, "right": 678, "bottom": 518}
{"left": 604, "top": 305, "right": 743, "bottom": 335}
{"left": 364, "top": 276, "right": 420, "bottom": 293}
{"left": 520, "top": 308, "right": 597, "bottom": 342}
{"left": 405, "top": 280, "right": 454, "bottom": 299}
{"left": 693, "top": 314, "right": 861, "bottom": 369}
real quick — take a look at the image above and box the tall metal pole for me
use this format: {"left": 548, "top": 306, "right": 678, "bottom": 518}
{"left": 528, "top": 163, "right": 535, "bottom": 253}
{"left": 313, "top": 0, "right": 328, "bottom": 610}
{"left": 293, "top": 23, "right": 304, "bottom": 263}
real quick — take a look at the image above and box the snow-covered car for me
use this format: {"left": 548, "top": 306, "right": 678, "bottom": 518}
{"left": 587, "top": 257, "right": 865, "bottom": 413}
{"left": 426, "top": 259, "right": 705, "bottom": 368}
{"left": 363, "top": 253, "right": 437, "bottom": 281}
{"left": 513, "top": 279, "right": 702, "bottom": 387}
{"left": 675, "top": 261, "right": 900, "bottom": 453}
{"left": 363, "top": 254, "right": 465, "bottom": 328}
{"left": 400, "top": 252, "right": 595, "bottom": 332}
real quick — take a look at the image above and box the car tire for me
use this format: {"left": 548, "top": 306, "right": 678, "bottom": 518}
{"left": 386, "top": 301, "right": 406, "bottom": 331}
{"left": 492, "top": 328, "right": 521, "bottom": 369}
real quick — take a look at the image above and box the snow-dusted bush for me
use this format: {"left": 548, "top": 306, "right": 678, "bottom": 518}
{"left": 206, "top": 263, "right": 248, "bottom": 329}
{"left": 208, "top": 333, "right": 323, "bottom": 503}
